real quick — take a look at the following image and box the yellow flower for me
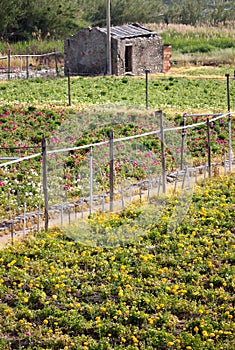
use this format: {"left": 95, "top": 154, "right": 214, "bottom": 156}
{"left": 43, "top": 319, "right": 49, "bottom": 325}
{"left": 148, "top": 318, "right": 154, "bottom": 324}
{"left": 23, "top": 297, "right": 29, "bottom": 303}
{"left": 116, "top": 310, "right": 122, "bottom": 316}
{"left": 118, "top": 290, "right": 124, "bottom": 297}
{"left": 121, "top": 337, "right": 126, "bottom": 343}
{"left": 4, "top": 309, "right": 12, "bottom": 314}
{"left": 131, "top": 335, "right": 138, "bottom": 344}
{"left": 125, "top": 284, "right": 133, "bottom": 290}
{"left": 7, "top": 260, "right": 16, "bottom": 267}
{"left": 207, "top": 261, "right": 214, "bottom": 268}
{"left": 167, "top": 341, "right": 174, "bottom": 347}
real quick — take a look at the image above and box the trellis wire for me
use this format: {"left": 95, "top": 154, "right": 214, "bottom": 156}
{"left": 0, "top": 110, "right": 234, "bottom": 235}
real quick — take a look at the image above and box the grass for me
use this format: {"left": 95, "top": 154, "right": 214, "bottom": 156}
{"left": 0, "top": 174, "right": 235, "bottom": 349}
{"left": 148, "top": 22, "right": 235, "bottom": 66}
{"left": 0, "top": 39, "right": 64, "bottom": 56}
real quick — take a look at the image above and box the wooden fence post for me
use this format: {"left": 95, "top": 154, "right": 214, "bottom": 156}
{"left": 109, "top": 130, "right": 114, "bottom": 211}
{"left": 26, "top": 48, "right": 29, "bottom": 79}
{"left": 54, "top": 48, "right": 59, "bottom": 76}
{"left": 157, "top": 110, "right": 166, "bottom": 194}
{"left": 67, "top": 67, "right": 71, "bottom": 106}
{"left": 206, "top": 118, "right": 211, "bottom": 178}
{"left": 7, "top": 50, "right": 11, "bottom": 80}
{"left": 42, "top": 137, "right": 49, "bottom": 231}
{"left": 225, "top": 73, "right": 233, "bottom": 171}
{"left": 180, "top": 113, "right": 186, "bottom": 170}
{"left": 23, "top": 202, "right": 26, "bottom": 239}
{"left": 145, "top": 69, "right": 150, "bottom": 109}
{"left": 89, "top": 147, "right": 93, "bottom": 215}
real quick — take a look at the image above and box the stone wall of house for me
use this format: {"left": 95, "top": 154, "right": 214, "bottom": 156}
{"left": 117, "top": 35, "right": 163, "bottom": 75}
{"left": 64, "top": 27, "right": 107, "bottom": 76}
{"left": 64, "top": 29, "right": 164, "bottom": 76}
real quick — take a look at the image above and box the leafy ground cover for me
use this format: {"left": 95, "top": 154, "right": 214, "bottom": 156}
{"left": 0, "top": 70, "right": 235, "bottom": 112}
{"left": 0, "top": 174, "right": 235, "bottom": 349}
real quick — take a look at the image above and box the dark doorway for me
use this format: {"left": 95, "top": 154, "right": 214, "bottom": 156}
{"left": 125, "top": 45, "right": 132, "bottom": 72}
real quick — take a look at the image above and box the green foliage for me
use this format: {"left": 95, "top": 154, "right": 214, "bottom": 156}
{"left": 0, "top": 71, "right": 235, "bottom": 111}
{"left": 159, "top": 23, "right": 235, "bottom": 53}
{"left": 0, "top": 175, "right": 235, "bottom": 348}
{"left": 0, "top": 0, "right": 85, "bottom": 41}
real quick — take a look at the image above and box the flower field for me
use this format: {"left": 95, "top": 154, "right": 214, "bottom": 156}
{"left": 0, "top": 67, "right": 235, "bottom": 349}
{"left": 0, "top": 98, "right": 234, "bottom": 221}
{"left": 0, "top": 174, "right": 235, "bottom": 349}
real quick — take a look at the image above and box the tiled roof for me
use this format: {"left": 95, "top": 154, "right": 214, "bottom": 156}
{"left": 99, "top": 23, "right": 156, "bottom": 39}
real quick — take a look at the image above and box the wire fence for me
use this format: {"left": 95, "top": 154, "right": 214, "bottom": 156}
{"left": 0, "top": 110, "right": 234, "bottom": 244}
{"left": 0, "top": 50, "right": 63, "bottom": 80}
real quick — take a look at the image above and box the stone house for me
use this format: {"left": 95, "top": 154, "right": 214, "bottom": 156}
{"left": 64, "top": 23, "right": 171, "bottom": 76}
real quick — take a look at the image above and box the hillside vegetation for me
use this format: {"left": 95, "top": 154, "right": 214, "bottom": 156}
{"left": 1, "top": 0, "right": 235, "bottom": 42}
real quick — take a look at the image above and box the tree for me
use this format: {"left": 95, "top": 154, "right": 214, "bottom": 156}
{"left": 82, "top": 0, "right": 165, "bottom": 27}
{"left": 0, "top": 0, "right": 22, "bottom": 40}
{"left": 0, "top": 0, "right": 84, "bottom": 42}
{"left": 163, "top": 0, "right": 205, "bottom": 25}
{"left": 206, "top": 0, "right": 235, "bottom": 25}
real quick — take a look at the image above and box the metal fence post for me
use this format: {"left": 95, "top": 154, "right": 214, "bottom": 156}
{"left": 109, "top": 130, "right": 114, "bottom": 211}
{"left": 42, "top": 137, "right": 49, "bottom": 231}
